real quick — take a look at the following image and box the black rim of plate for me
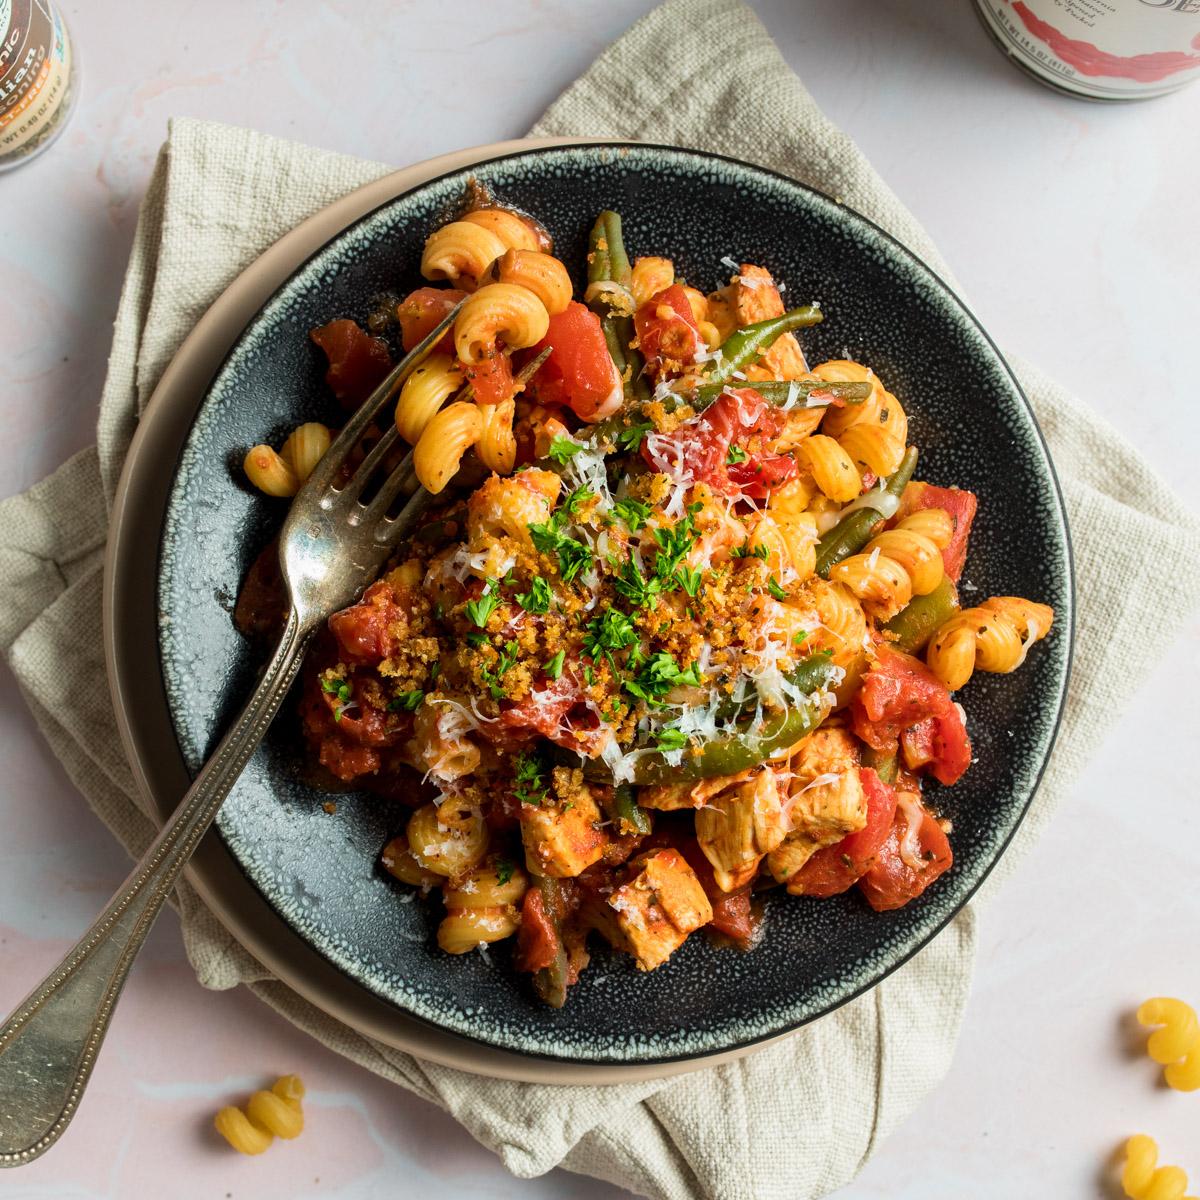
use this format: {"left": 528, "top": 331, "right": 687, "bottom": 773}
{"left": 156, "top": 141, "right": 1075, "bottom": 1064}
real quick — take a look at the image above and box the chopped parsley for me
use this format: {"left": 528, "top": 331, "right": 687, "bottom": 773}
{"left": 624, "top": 651, "right": 702, "bottom": 706}
{"left": 466, "top": 630, "right": 488, "bottom": 648}
{"left": 547, "top": 436, "right": 584, "bottom": 466}
{"left": 560, "top": 485, "right": 595, "bottom": 518}
{"left": 726, "top": 444, "right": 748, "bottom": 465}
{"left": 612, "top": 497, "right": 652, "bottom": 532}
{"left": 481, "top": 639, "right": 520, "bottom": 699}
{"left": 583, "top": 608, "right": 639, "bottom": 660}
{"left": 529, "top": 521, "right": 593, "bottom": 584}
{"left": 512, "top": 750, "right": 548, "bottom": 805}
{"left": 733, "top": 541, "right": 770, "bottom": 560}
{"left": 464, "top": 580, "right": 500, "bottom": 628}
{"left": 612, "top": 555, "right": 661, "bottom": 609}
{"left": 321, "top": 676, "right": 352, "bottom": 703}
{"left": 496, "top": 858, "right": 515, "bottom": 885}
{"left": 615, "top": 421, "right": 653, "bottom": 452}
{"left": 388, "top": 689, "right": 425, "bottom": 712}
{"left": 653, "top": 726, "right": 689, "bottom": 751}
{"left": 675, "top": 565, "right": 703, "bottom": 597}
{"left": 544, "top": 649, "right": 565, "bottom": 680}
{"left": 793, "top": 630, "right": 809, "bottom": 646}
{"left": 516, "top": 575, "right": 551, "bottom": 615}
{"left": 767, "top": 576, "right": 788, "bottom": 601}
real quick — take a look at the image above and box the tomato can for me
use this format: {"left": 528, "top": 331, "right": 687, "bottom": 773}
{"left": 0, "top": 0, "right": 77, "bottom": 172}
{"left": 973, "top": 0, "right": 1200, "bottom": 101}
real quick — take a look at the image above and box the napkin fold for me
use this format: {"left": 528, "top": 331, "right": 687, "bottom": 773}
{"left": 1, "top": 2, "right": 1197, "bottom": 1198}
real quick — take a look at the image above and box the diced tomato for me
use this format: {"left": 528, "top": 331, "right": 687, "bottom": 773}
{"left": 515, "top": 887, "right": 560, "bottom": 973}
{"left": 789, "top": 768, "right": 899, "bottom": 898}
{"left": 528, "top": 302, "right": 622, "bottom": 422}
{"left": 902, "top": 707, "right": 972, "bottom": 786}
{"left": 641, "top": 387, "right": 791, "bottom": 499}
{"left": 633, "top": 283, "right": 703, "bottom": 366}
{"left": 463, "top": 351, "right": 514, "bottom": 406}
{"left": 858, "top": 800, "right": 953, "bottom": 912}
{"left": 675, "top": 837, "right": 757, "bottom": 948}
{"left": 850, "top": 646, "right": 954, "bottom": 752}
{"left": 328, "top": 581, "right": 404, "bottom": 665}
{"left": 310, "top": 318, "right": 393, "bottom": 410}
{"left": 490, "top": 671, "right": 610, "bottom": 757}
{"left": 898, "top": 482, "right": 977, "bottom": 582}
{"left": 396, "top": 287, "right": 466, "bottom": 355}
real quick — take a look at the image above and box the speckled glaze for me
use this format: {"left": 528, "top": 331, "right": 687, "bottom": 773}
{"left": 158, "top": 144, "right": 1073, "bottom": 1064}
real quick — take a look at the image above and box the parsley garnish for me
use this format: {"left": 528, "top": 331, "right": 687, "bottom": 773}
{"left": 654, "top": 726, "right": 689, "bottom": 751}
{"left": 675, "top": 565, "right": 703, "bottom": 597}
{"left": 583, "top": 608, "right": 639, "bottom": 660}
{"left": 529, "top": 521, "right": 593, "bottom": 584}
{"left": 767, "top": 576, "right": 788, "bottom": 601}
{"left": 624, "top": 652, "right": 702, "bottom": 706}
{"left": 496, "top": 858, "right": 515, "bottom": 885}
{"left": 388, "top": 690, "right": 425, "bottom": 712}
{"left": 465, "top": 580, "right": 499, "bottom": 628}
{"left": 512, "top": 750, "right": 548, "bottom": 805}
{"left": 726, "top": 444, "right": 748, "bottom": 465}
{"left": 612, "top": 555, "right": 661, "bottom": 609}
{"left": 547, "top": 436, "right": 584, "bottom": 466}
{"left": 612, "top": 497, "right": 652, "bottom": 532}
{"left": 481, "top": 639, "right": 520, "bottom": 699}
{"left": 544, "top": 650, "right": 565, "bottom": 680}
{"left": 615, "top": 421, "right": 653, "bottom": 452}
{"left": 321, "top": 676, "right": 352, "bottom": 703}
{"left": 793, "top": 630, "right": 809, "bottom": 646}
{"left": 560, "top": 486, "right": 595, "bottom": 518}
{"left": 466, "top": 630, "right": 487, "bottom": 648}
{"left": 516, "top": 575, "right": 551, "bottom": 615}
{"left": 733, "top": 541, "right": 769, "bottom": 560}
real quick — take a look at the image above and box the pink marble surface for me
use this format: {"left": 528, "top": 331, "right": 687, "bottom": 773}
{"left": 1, "top": 2, "right": 1198, "bottom": 1197}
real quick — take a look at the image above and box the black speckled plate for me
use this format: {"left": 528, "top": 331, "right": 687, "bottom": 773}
{"left": 156, "top": 143, "right": 1072, "bottom": 1065}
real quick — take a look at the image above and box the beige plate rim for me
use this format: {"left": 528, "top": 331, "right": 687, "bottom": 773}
{"left": 102, "top": 136, "right": 801, "bottom": 1084}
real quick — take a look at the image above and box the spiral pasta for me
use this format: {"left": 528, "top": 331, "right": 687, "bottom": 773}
{"left": 481, "top": 249, "right": 572, "bottom": 316}
{"left": 413, "top": 400, "right": 484, "bottom": 494}
{"left": 1122, "top": 1135, "right": 1196, "bottom": 1200}
{"left": 421, "top": 220, "right": 508, "bottom": 287}
{"left": 796, "top": 434, "right": 860, "bottom": 503}
{"left": 837, "top": 421, "right": 906, "bottom": 478}
{"left": 407, "top": 798, "right": 489, "bottom": 880}
{"left": 630, "top": 256, "right": 674, "bottom": 307}
{"left": 926, "top": 595, "right": 1054, "bottom": 691}
{"left": 806, "top": 578, "right": 869, "bottom": 673}
{"left": 214, "top": 1075, "right": 305, "bottom": 1156}
{"left": 454, "top": 282, "right": 550, "bottom": 365}
{"left": 813, "top": 359, "right": 908, "bottom": 446}
{"left": 437, "top": 856, "right": 528, "bottom": 954}
{"left": 394, "top": 354, "right": 464, "bottom": 445}
{"left": 1139, "top": 998, "right": 1200, "bottom": 1092}
{"left": 244, "top": 422, "right": 333, "bottom": 497}
{"left": 381, "top": 833, "right": 442, "bottom": 888}
{"left": 477, "top": 396, "right": 517, "bottom": 474}
{"left": 461, "top": 207, "right": 541, "bottom": 252}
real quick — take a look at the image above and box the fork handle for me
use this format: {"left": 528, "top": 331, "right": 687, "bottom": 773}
{"left": 0, "top": 610, "right": 312, "bottom": 1167}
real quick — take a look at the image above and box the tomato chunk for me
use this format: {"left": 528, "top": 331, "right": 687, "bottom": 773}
{"left": 396, "top": 286, "right": 466, "bottom": 355}
{"left": 676, "top": 837, "right": 757, "bottom": 949}
{"left": 515, "top": 887, "right": 560, "bottom": 973}
{"left": 464, "top": 351, "right": 514, "bottom": 406}
{"left": 898, "top": 482, "right": 977, "bottom": 582}
{"left": 310, "top": 318, "right": 392, "bottom": 410}
{"left": 902, "top": 707, "right": 972, "bottom": 786}
{"left": 851, "top": 647, "right": 953, "bottom": 752}
{"left": 858, "top": 799, "right": 952, "bottom": 912}
{"left": 528, "top": 302, "right": 622, "bottom": 422}
{"left": 789, "top": 768, "right": 899, "bottom": 898}
{"left": 328, "top": 580, "right": 405, "bottom": 665}
{"left": 634, "top": 283, "right": 703, "bottom": 366}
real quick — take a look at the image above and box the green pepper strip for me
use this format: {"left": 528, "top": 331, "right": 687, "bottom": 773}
{"left": 705, "top": 306, "right": 824, "bottom": 386}
{"left": 883, "top": 576, "right": 960, "bottom": 655}
{"left": 861, "top": 746, "right": 899, "bottom": 785}
{"left": 531, "top": 876, "right": 570, "bottom": 1009}
{"left": 623, "top": 654, "right": 838, "bottom": 787}
{"left": 605, "top": 783, "right": 652, "bottom": 836}
{"left": 814, "top": 447, "right": 919, "bottom": 578}
{"left": 689, "top": 379, "right": 873, "bottom": 411}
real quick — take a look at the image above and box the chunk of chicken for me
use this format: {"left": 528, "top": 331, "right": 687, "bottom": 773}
{"left": 767, "top": 728, "right": 866, "bottom": 886}
{"left": 466, "top": 469, "right": 561, "bottom": 545}
{"left": 602, "top": 849, "right": 713, "bottom": 971}
{"left": 708, "top": 264, "right": 810, "bottom": 381}
{"left": 519, "top": 786, "right": 607, "bottom": 878}
{"left": 640, "top": 768, "right": 756, "bottom": 812}
{"left": 696, "top": 769, "right": 789, "bottom": 892}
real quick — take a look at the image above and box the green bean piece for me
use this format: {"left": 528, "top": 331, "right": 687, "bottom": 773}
{"left": 814, "top": 447, "right": 919, "bottom": 578}
{"left": 689, "top": 379, "right": 873, "bottom": 412}
{"left": 883, "top": 576, "right": 960, "bottom": 655}
{"left": 531, "top": 876, "right": 570, "bottom": 1009}
{"left": 705, "top": 306, "right": 824, "bottom": 385}
{"left": 624, "top": 654, "right": 838, "bottom": 786}
{"left": 861, "top": 746, "right": 899, "bottom": 785}
{"left": 605, "top": 784, "right": 652, "bottom": 836}
{"left": 586, "top": 213, "right": 612, "bottom": 287}
{"left": 597, "top": 210, "right": 632, "bottom": 287}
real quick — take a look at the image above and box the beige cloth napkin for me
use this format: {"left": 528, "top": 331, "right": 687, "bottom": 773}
{"left": 2, "top": 2, "right": 1198, "bottom": 1197}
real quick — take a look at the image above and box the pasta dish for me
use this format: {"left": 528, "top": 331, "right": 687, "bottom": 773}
{"left": 238, "top": 198, "right": 1054, "bottom": 1007}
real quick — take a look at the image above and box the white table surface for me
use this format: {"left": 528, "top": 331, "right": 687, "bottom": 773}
{"left": 2, "top": 1, "right": 1198, "bottom": 1197}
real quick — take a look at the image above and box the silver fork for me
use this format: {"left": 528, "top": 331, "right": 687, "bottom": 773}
{"left": 0, "top": 302, "right": 464, "bottom": 1168}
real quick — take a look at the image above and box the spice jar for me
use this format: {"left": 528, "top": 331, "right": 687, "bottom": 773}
{"left": 0, "top": 0, "right": 77, "bottom": 173}
{"left": 973, "top": 0, "right": 1200, "bottom": 101}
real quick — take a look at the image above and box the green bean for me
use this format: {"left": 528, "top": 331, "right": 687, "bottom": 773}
{"left": 861, "top": 746, "right": 899, "bottom": 785}
{"left": 623, "top": 654, "right": 838, "bottom": 786}
{"left": 531, "top": 876, "right": 569, "bottom": 1009}
{"left": 689, "top": 379, "right": 873, "bottom": 411}
{"left": 604, "top": 784, "right": 652, "bottom": 836}
{"left": 883, "top": 576, "right": 960, "bottom": 655}
{"left": 705, "top": 306, "right": 824, "bottom": 385}
{"left": 814, "top": 447, "right": 919, "bottom": 578}
{"left": 586, "top": 211, "right": 646, "bottom": 401}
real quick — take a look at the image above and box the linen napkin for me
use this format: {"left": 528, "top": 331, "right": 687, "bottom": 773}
{"left": 1, "top": 2, "right": 1197, "bottom": 1197}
